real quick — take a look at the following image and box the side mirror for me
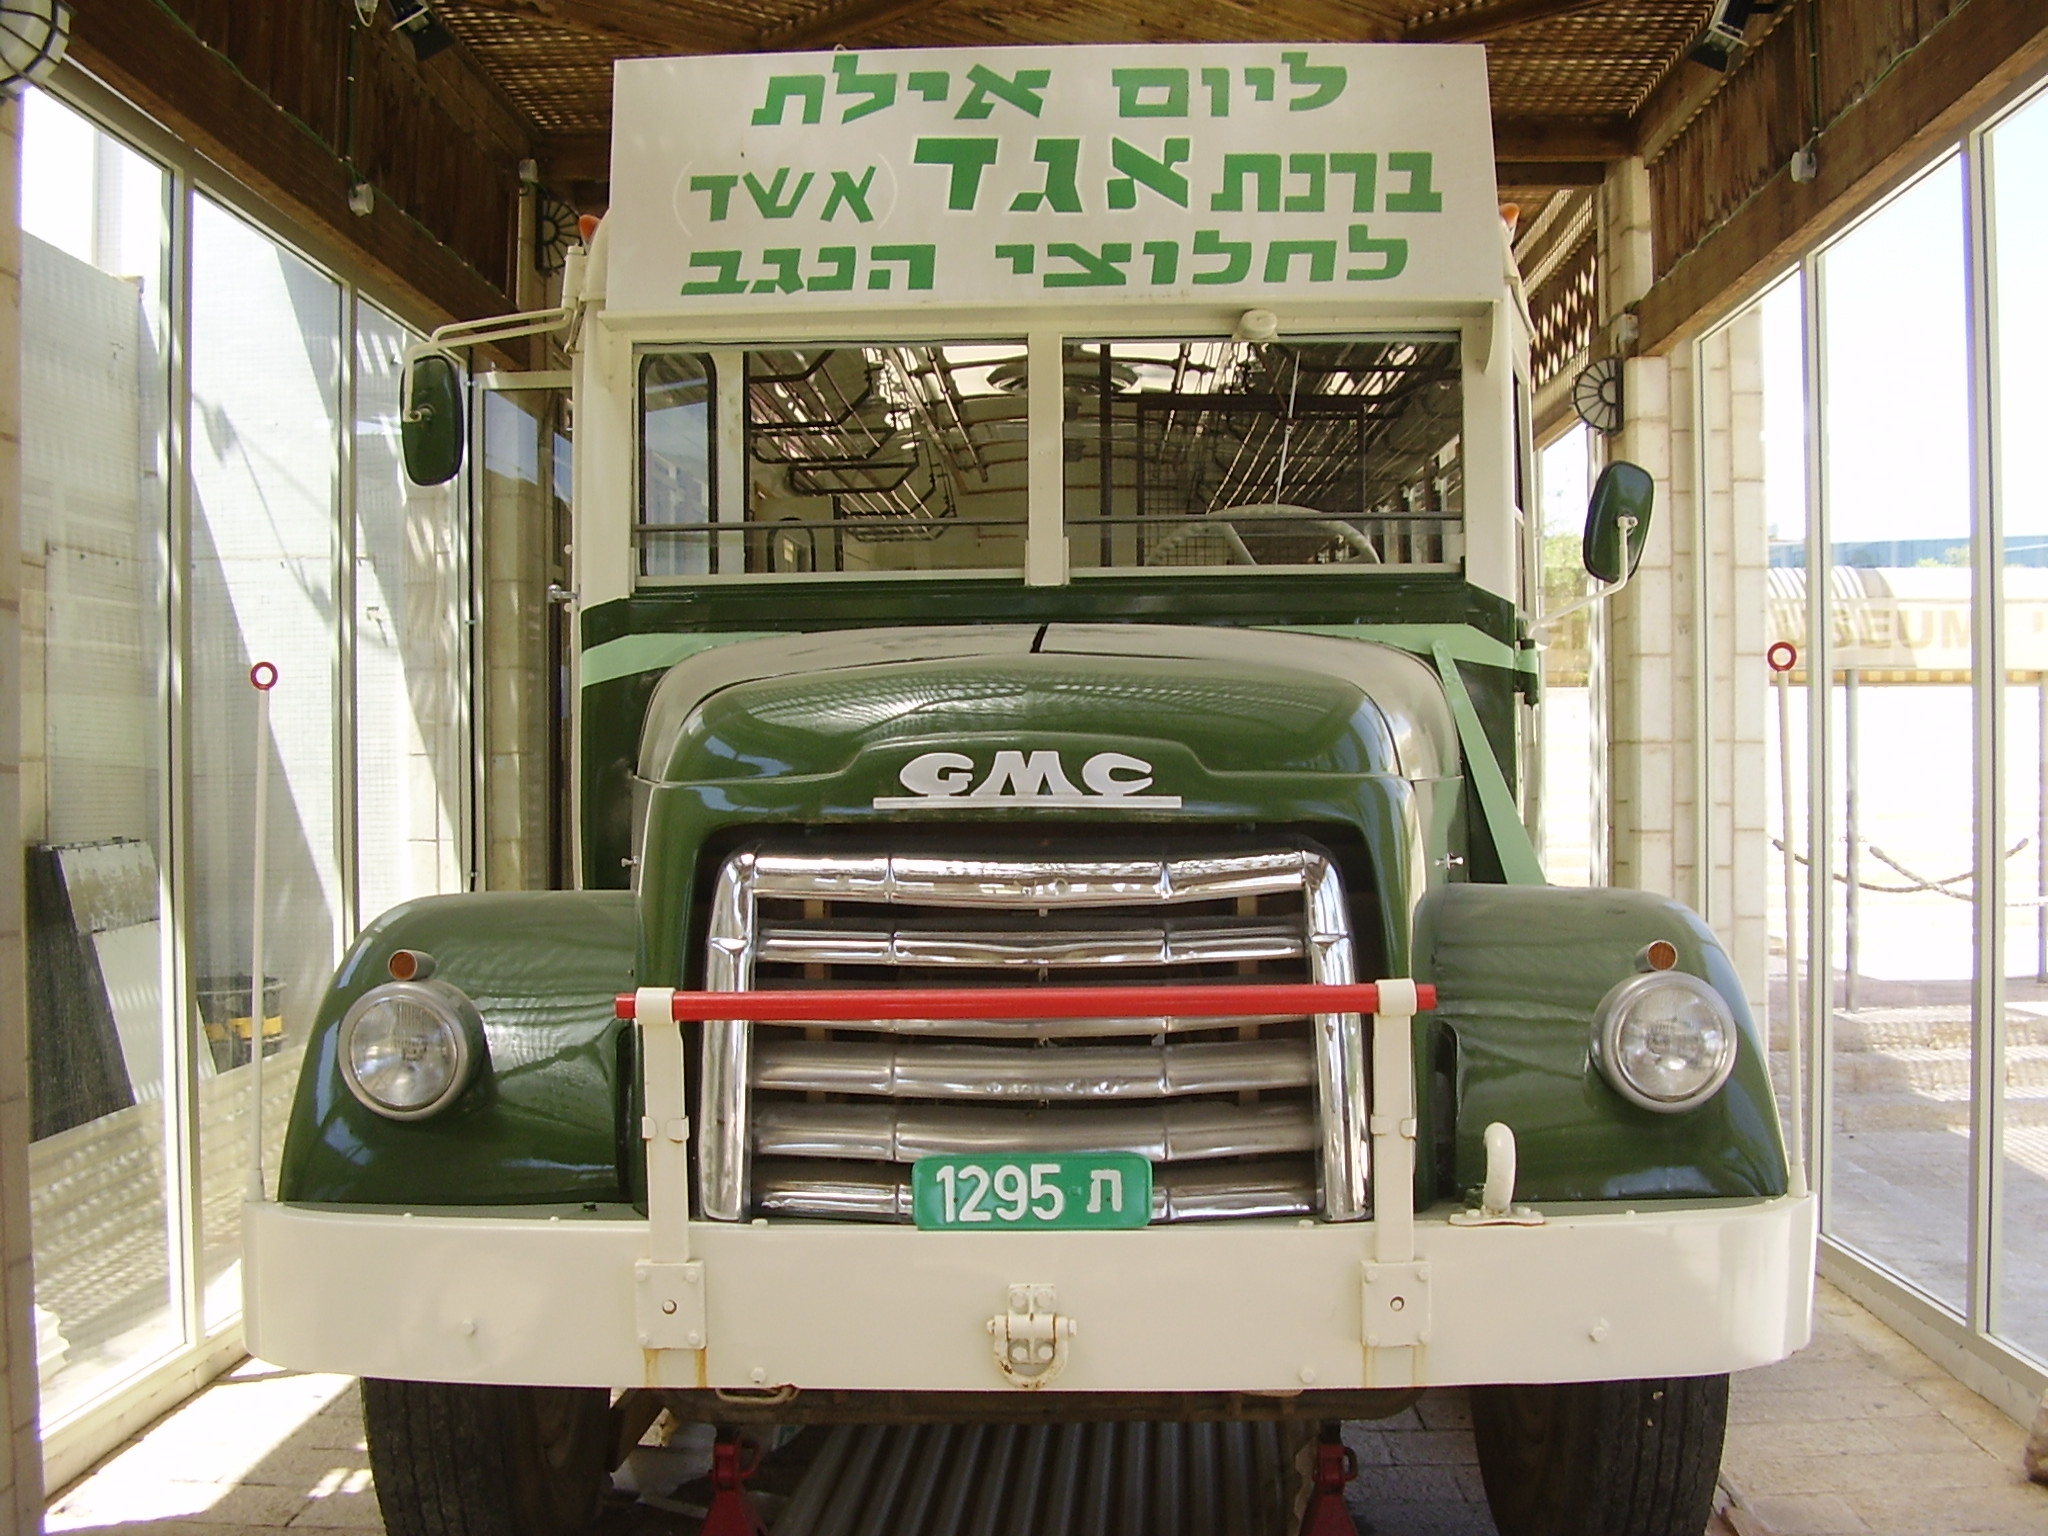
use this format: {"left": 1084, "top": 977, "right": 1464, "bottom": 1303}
{"left": 401, "top": 353, "right": 465, "bottom": 486}
{"left": 1582, "top": 461, "right": 1653, "bottom": 584}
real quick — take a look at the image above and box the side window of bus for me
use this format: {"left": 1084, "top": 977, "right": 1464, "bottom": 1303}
{"left": 641, "top": 352, "right": 714, "bottom": 577}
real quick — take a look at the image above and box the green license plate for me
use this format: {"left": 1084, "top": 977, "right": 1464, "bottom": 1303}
{"left": 911, "top": 1153, "right": 1153, "bottom": 1231}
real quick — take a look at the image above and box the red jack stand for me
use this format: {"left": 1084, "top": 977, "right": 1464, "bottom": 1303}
{"left": 1298, "top": 1424, "right": 1362, "bottom": 1536}
{"left": 699, "top": 1435, "right": 770, "bottom": 1536}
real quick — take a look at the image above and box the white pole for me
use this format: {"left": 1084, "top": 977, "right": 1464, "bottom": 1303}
{"left": 247, "top": 661, "right": 277, "bottom": 1202}
{"left": 1771, "top": 643, "right": 1809, "bottom": 1199}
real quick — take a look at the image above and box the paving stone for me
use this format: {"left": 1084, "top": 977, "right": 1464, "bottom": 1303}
{"left": 1731, "top": 1450, "right": 2008, "bottom": 1496}
{"left": 1729, "top": 1381, "right": 1931, "bottom": 1423}
{"left": 1734, "top": 1491, "right": 1873, "bottom": 1534}
{"left": 1415, "top": 1391, "right": 1473, "bottom": 1431}
{"left": 1383, "top": 1428, "right": 1478, "bottom": 1466}
{"left": 287, "top": 1483, "right": 384, "bottom": 1530}
{"left": 1338, "top": 1496, "right": 1496, "bottom": 1536}
{"left": 1838, "top": 1483, "right": 2048, "bottom": 1533}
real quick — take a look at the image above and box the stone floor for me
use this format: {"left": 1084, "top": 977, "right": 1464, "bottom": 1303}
{"left": 41, "top": 1282, "right": 2048, "bottom": 1536}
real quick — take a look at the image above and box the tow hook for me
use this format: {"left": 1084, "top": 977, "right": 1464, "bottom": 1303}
{"left": 988, "top": 1283, "right": 1076, "bottom": 1388}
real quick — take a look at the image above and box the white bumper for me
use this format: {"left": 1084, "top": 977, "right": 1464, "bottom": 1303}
{"left": 245, "top": 1195, "right": 1815, "bottom": 1392}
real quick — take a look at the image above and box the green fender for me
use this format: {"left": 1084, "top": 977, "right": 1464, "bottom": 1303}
{"left": 277, "top": 892, "right": 638, "bottom": 1206}
{"left": 1415, "top": 883, "right": 1790, "bottom": 1204}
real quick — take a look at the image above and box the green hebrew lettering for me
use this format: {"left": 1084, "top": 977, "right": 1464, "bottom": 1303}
{"left": 743, "top": 168, "right": 814, "bottom": 219}
{"left": 1043, "top": 241, "right": 1131, "bottom": 287}
{"left": 995, "top": 243, "right": 1035, "bottom": 275}
{"left": 1142, "top": 240, "right": 1179, "bottom": 283}
{"left": 822, "top": 167, "right": 878, "bottom": 223}
{"left": 807, "top": 246, "right": 857, "bottom": 291}
{"left": 1384, "top": 152, "right": 1443, "bottom": 213}
{"left": 681, "top": 251, "right": 747, "bottom": 295}
{"left": 752, "top": 248, "right": 804, "bottom": 294}
{"left": 1243, "top": 67, "right": 1275, "bottom": 102}
{"left": 688, "top": 174, "right": 739, "bottom": 222}
{"left": 913, "top": 138, "right": 1000, "bottom": 210}
{"left": 1112, "top": 68, "right": 1187, "bottom": 118}
{"left": 1191, "top": 229, "right": 1251, "bottom": 285}
{"left": 752, "top": 75, "right": 825, "bottom": 126}
{"left": 1330, "top": 153, "right": 1377, "bottom": 212}
{"left": 1347, "top": 224, "right": 1408, "bottom": 281}
{"left": 956, "top": 64, "right": 1050, "bottom": 120}
{"left": 1011, "top": 139, "right": 1083, "bottom": 213}
{"left": 833, "top": 55, "right": 897, "bottom": 122}
{"left": 1264, "top": 240, "right": 1336, "bottom": 283}
{"left": 1107, "top": 138, "right": 1190, "bottom": 209}
{"left": 1200, "top": 67, "right": 1229, "bottom": 117}
{"left": 868, "top": 244, "right": 936, "bottom": 290}
{"left": 1284, "top": 153, "right": 1326, "bottom": 213}
{"left": 1283, "top": 51, "right": 1345, "bottom": 111}
{"left": 907, "top": 70, "right": 949, "bottom": 101}
{"left": 1211, "top": 153, "right": 1281, "bottom": 212}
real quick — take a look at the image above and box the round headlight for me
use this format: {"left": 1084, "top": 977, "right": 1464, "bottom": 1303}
{"left": 338, "top": 980, "right": 484, "bottom": 1120}
{"left": 1590, "top": 971, "right": 1738, "bottom": 1113}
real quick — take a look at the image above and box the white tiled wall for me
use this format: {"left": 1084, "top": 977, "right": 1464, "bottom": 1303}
{"left": 1601, "top": 157, "right": 1772, "bottom": 1005}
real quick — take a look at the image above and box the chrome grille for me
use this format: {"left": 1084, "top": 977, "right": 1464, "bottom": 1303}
{"left": 697, "top": 847, "right": 1369, "bottom": 1224}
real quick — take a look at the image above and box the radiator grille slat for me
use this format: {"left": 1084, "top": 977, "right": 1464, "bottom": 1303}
{"left": 753, "top": 1159, "right": 1319, "bottom": 1225}
{"left": 755, "top": 919, "right": 1304, "bottom": 968}
{"left": 750, "top": 1039, "right": 1316, "bottom": 1098}
{"left": 752, "top": 1100, "right": 1319, "bottom": 1162}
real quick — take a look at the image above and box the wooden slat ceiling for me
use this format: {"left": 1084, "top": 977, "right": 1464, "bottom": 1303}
{"left": 432, "top": 0, "right": 1726, "bottom": 194}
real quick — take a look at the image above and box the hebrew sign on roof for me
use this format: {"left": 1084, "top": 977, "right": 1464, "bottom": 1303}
{"left": 608, "top": 44, "right": 1499, "bottom": 316}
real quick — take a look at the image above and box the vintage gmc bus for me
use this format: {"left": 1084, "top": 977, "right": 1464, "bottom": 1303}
{"left": 244, "top": 42, "right": 1814, "bottom": 1536}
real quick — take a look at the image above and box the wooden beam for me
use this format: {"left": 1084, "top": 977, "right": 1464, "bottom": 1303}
{"left": 535, "top": 131, "right": 610, "bottom": 183}
{"left": 1630, "top": 2, "right": 1796, "bottom": 163}
{"left": 1406, "top": 0, "right": 1612, "bottom": 45}
{"left": 759, "top": 0, "right": 956, "bottom": 51}
{"left": 1494, "top": 115, "right": 1632, "bottom": 162}
{"left": 69, "top": 0, "right": 513, "bottom": 326}
{"left": 1637, "top": 0, "right": 2048, "bottom": 354}
{"left": 1496, "top": 160, "right": 1609, "bottom": 188}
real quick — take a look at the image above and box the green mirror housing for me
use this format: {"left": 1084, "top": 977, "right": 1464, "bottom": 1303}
{"left": 1582, "top": 460, "right": 1654, "bottom": 585}
{"left": 401, "top": 354, "right": 465, "bottom": 486}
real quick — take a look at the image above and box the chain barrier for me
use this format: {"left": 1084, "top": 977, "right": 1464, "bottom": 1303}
{"left": 1770, "top": 835, "right": 2047, "bottom": 905}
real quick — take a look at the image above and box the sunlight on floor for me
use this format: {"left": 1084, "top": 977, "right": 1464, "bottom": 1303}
{"left": 46, "top": 1358, "right": 364, "bottom": 1532}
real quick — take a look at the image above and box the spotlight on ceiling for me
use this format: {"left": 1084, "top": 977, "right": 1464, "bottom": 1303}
{"left": 390, "top": 0, "right": 457, "bottom": 63}
{"left": 1687, "top": 0, "right": 1783, "bottom": 73}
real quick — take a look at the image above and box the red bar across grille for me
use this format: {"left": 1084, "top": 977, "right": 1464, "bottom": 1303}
{"left": 614, "top": 981, "right": 1436, "bottom": 1022}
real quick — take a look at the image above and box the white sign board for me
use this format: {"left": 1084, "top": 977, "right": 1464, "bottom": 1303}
{"left": 608, "top": 44, "right": 1499, "bottom": 316}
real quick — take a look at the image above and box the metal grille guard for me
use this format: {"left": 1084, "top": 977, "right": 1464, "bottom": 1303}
{"left": 616, "top": 977, "right": 1435, "bottom": 1230}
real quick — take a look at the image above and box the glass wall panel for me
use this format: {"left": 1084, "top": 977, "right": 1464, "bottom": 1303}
{"left": 1756, "top": 273, "right": 1811, "bottom": 1145}
{"left": 1988, "top": 86, "right": 2048, "bottom": 1363}
{"left": 18, "top": 90, "right": 182, "bottom": 1426}
{"left": 187, "top": 196, "right": 343, "bottom": 1326}
{"left": 1817, "top": 157, "right": 1974, "bottom": 1312}
{"left": 354, "top": 303, "right": 466, "bottom": 922}
{"left": 1536, "top": 425, "right": 1594, "bottom": 884}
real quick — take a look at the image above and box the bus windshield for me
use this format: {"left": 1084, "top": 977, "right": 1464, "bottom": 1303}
{"left": 637, "top": 335, "right": 1462, "bottom": 581}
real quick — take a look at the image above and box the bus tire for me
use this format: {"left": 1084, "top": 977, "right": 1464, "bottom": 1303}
{"left": 361, "top": 1378, "right": 610, "bottom": 1536}
{"left": 1469, "top": 1374, "right": 1729, "bottom": 1536}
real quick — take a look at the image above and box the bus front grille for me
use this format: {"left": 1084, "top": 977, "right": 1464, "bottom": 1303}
{"left": 695, "top": 845, "right": 1371, "bottom": 1223}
